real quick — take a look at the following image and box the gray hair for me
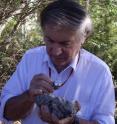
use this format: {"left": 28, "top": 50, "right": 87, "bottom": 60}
{"left": 39, "top": 0, "right": 93, "bottom": 39}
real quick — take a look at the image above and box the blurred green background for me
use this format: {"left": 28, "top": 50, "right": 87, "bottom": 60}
{"left": 0, "top": 0, "right": 117, "bottom": 123}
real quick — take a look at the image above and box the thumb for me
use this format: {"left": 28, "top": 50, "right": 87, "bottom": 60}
{"left": 58, "top": 116, "right": 74, "bottom": 124}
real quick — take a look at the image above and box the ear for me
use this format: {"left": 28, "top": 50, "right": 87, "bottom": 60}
{"left": 81, "top": 40, "right": 85, "bottom": 45}
{"left": 81, "top": 37, "right": 86, "bottom": 45}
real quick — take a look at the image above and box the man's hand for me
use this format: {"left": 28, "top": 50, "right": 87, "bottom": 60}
{"left": 52, "top": 116, "right": 74, "bottom": 124}
{"left": 39, "top": 105, "right": 74, "bottom": 124}
{"left": 28, "top": 73, "right": 54, "bottom": 101}
{"left": 39, "top": 104, "right": 99, "bottom": 124}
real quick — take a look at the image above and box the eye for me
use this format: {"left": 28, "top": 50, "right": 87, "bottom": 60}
{"left": 61, "top": 42, "right": 71, "bottom": 47}
{"left": 44, "top": 37, "right": 53, "bottom": 43}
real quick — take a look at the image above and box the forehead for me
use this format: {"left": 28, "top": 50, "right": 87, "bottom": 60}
{"left": 42, "top": 24, "right": 82, "bottom": 42}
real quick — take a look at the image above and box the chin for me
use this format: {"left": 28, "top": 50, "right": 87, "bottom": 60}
{"left": 52, "top": 58, "right": 70, "bottom": 68}
{"left": 54, "top": 63, "right": 65, "bottom": 68}
{"left": 55, "top": 62, "right": 69, "bottom": 70}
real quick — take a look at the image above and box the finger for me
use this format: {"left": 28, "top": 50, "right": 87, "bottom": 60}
{"left": 38, "top": 81, "right": 54, "bottom": 93}
{"left": 74, "top": 101, "right": 81, "bottom": 111}
{"left": 39, "top": 110, "right": 46, "bottom": 122}
{"left": 38, "top": 108, "right": 42, "bottom": 118}
{"left": 39, "top": 105, "right": 46, "bottom": 120}
{"left": 32, "top": 76, "right": 54, "bottom": 92}
{"left": 37, "top": 87, "right": 49, "bottom": 94}
{"left": 40, "top": 105, "right": 51, "bottom": 119}
{"left": 40, "top": 105, "right": 53, "bottom": 123}
{"left": 30, "top": 80, "right": 54, "bottom": 93}
{"left": 34, "top": 73, "right": 53, "bottom": 84}
{"left": 59, "top": 116, "right": 74, "bottom": 124}
{"left": 51, "top": 113, "right": 59, "bottom": 124}
{"left": 29, "top": 88, "right": 44, "bottom": 96}
{"left": 34, "top": 89, "right": 44, "bottom": 95}
{"left": 41, "top": 105, "right": 50, "bottom": 112}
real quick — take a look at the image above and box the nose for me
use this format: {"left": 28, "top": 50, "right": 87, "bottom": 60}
{"left": 51, "top": 44, "right": 62, "bottom": 56}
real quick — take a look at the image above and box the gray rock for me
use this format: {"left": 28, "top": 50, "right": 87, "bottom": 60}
{"left": 35, "top": 94, "right": 79, "bottom": 119}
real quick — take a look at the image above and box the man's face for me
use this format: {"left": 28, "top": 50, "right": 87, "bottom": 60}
{"left": 43, "top": 24, "right": 84, "bottom": 72}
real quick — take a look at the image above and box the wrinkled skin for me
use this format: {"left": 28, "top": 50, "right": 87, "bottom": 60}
{"left": 39, "top": 105, "right": 75, "bottom": 124}
{"left": 28, "top": 73, "right": 54, "bottom": 102}
{"left": 29, "top": 73, "right": 80, "bottom": 124}
{"left": 43, "top": 24, "right": 85, "bottom": 73}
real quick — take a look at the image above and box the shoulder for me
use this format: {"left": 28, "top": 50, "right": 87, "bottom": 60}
{"left": 22, "top": 46, "right": 46, "bottom": 60}
{"left": 80, "top": 49, "right": 111, "bottom": 76}
{"left": 18, "top": 46, "right": 47, "bottom": 68}
{"left": 25, "top": 46, "right": 46, "bottom": 56}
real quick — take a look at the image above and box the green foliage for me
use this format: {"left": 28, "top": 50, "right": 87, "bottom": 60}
{"left": 0, "top": 0, "right": 117, "bottom": 122}
{"left": 1, "top": 19, "right": 17, "bottom": 38}
{"left": 0, "top": 0, "right": 116, "bottom": 84}
{"left": 82, "top": 0, "right": 117, "bottom": 85}
{"left": 0, "top": 24, "right": 43, "bottom": 85}
{"left": 0, "top": 0, "right": 116, "bottom": 87}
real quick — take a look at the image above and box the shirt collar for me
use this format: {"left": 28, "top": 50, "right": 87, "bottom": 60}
{"left": 70, "top": 53, "right": 79, "bottom": 71}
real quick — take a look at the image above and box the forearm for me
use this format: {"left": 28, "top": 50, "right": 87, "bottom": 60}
{"left": 4, "top": 90, "right": 35, "bottom": 121}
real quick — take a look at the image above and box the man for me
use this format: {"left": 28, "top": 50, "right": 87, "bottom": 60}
{"left": 0, "top": 0, "right": 115, "bottom": 124}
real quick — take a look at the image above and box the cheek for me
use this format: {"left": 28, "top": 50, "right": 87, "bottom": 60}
{"left": 64, "top": 49, "right": 74, "bottom": 58}
{"left": 69, "top": 46, "right": 80, "bottom": 58}
{"left": 46, "top": 45, "right": 51, "bottom": 52}
{"left": 46, "top": 46, "right": 51, "bottom": 55}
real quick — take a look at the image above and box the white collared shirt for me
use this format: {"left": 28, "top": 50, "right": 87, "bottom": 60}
{"left": 0, "top": 46, "right": 115, "bottom": 124}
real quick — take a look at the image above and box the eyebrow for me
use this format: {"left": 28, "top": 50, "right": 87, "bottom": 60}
{"left": 45, "top": 35, "right": 71, "bottom": 43}
{"left": 46, "top": 36, "right": 55, "bottom": 42}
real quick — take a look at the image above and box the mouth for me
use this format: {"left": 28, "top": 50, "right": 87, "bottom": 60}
{"left": 53, "top": 57, "right": 65, "bottom": 62}
{"left": 50, "top": 57, "right": 65, "bottom": 66}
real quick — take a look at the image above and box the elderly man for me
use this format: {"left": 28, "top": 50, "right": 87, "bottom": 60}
{"left": 0, "top": 0, "right": 115, "bottom": 124}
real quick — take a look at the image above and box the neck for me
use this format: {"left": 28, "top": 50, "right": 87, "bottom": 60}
{"left": 51, "top": 52, "right": 80, "bottom": 73}
{"left": 55, "top": 64, "right": 70, "bottom": 73}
